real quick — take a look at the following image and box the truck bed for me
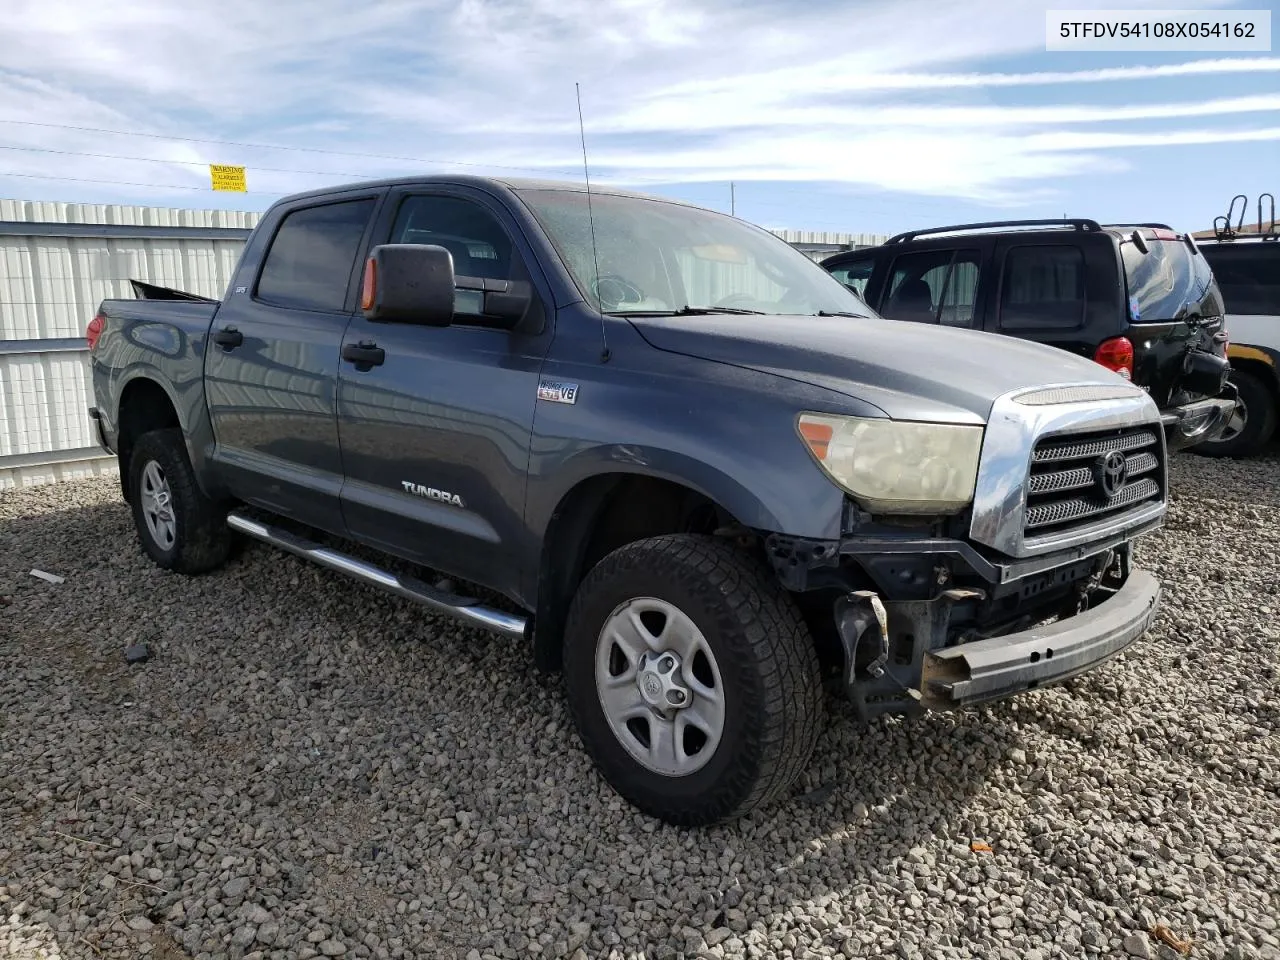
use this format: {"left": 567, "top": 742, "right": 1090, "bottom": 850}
{"left": 89, "top": 296, "right": 220, "bottom": 473}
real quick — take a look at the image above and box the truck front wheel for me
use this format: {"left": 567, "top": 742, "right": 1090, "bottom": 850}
{"left": 1194, "top": 368, "right": 1276, "bottom": 459}
{"left": 127, "top": 429, "right": 233, "bottom": 574}
{"left": 562, "top": 534, "right": 823, "bottom": 825}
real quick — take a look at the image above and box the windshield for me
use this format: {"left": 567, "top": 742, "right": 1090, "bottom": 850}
{"left": 516, "top": 188, "right": 877, "bottom": 318}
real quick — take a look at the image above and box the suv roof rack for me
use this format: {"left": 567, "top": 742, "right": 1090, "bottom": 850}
{"left": 1211, "top": 193, "right": 1278, "bottom": 242}
{"left": 885, "top": 218, "right": 1102, "bottom": 245}
{"left": 1260, "top": 193, "right": 1277, "bottom": 241}
{"left": 1213, "top": 194, "right": 1249, "bottom": 241}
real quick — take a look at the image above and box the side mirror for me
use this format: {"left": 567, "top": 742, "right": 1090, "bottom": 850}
{"left": 362, "top": 243, "right": 534, "bottom": 329}
{"left": 362, "top": 243, "right": 455, "bottom": 327}
{"left": 454, "top": 275, "right": 533, "bottom": 326}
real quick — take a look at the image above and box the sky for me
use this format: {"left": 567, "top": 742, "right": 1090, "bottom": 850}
{"left": 0, "top": 0, "right": 1276, "bottom": 237}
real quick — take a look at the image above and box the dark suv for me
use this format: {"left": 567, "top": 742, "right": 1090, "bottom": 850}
{"left": 821, "top": 219, "right": 1236, "bottom": 451}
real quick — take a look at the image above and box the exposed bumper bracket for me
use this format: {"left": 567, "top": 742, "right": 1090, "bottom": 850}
{"left": 918, "top": 569, "right": 1161, "bottom": 709}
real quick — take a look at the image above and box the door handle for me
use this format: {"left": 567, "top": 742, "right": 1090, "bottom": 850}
{"left": 213, "top": 327, "right": 243, "bottom": 349}
{"left": 342, "top": 340, "right": 385, "bottom": 367}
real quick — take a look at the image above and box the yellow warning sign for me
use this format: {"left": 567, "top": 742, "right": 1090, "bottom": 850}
{"left": 209, "top": 164, "right": 247, "bottom": 192}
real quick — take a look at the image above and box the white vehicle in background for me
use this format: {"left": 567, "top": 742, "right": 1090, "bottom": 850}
{"left": 1195, "top": 194, "right": 1280, "bottom": 459}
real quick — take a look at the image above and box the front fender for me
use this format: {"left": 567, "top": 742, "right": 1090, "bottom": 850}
{"left": 536, "top": 443, "right": 793, "bottom": 535}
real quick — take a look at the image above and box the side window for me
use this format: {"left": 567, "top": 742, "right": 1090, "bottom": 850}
{"left": 390, "top": 195, "right": 530, "bottom": 327}
{"left": 1204, "top": 248, "right": 1280, "bottom": 316}
{"left": 828, "top": 257, "right": 875, "bottom": 298}
{"left": 882, "top": 248, "right": 980, "bottom": 326}
{"left": 256, "top": 199, "right": 376, "bottom": 312}
{"left": 938, "top": 252, "right": 980, "bottom": 327}
{"left": 1000, "top": 245, "right": 1086, "bottom": 329}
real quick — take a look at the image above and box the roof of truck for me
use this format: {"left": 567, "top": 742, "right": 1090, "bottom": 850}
{"left": 274, "top": 174, "right": 696, "bottom": 208}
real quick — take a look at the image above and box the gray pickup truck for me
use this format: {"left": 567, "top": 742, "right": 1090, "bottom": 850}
{"left": 87, "top": 176, "right": 1166, "bottom": 825}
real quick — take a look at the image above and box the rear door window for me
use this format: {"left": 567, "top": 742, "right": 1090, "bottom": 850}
{"left": 255, "top": 199, "right": 377, "bottom": 312}
{"left": 882, "top": 248, "right": 980, "bottom": 326}
{"left": 1200, "top": 245, "right": 1280, "bottom": 316}
{"left": 998, "top": 245, "right": 1086, "bottom": 330}
{"left": 937, "top": 252, "right": 980, "bottom": 327}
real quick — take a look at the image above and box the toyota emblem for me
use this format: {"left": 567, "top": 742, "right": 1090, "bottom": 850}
{"left": 1095, "top": 450, "right": 1128, "bottom": 499}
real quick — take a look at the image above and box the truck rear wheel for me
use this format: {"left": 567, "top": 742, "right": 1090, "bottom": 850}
{"left": 562, "top": 534, "right": 823, "bottom": 825}
{"left": 127, "top": 429, "right": 233, "bottom": 574}
{"left": 1194, "top": 369, "right": 1276, "bottom": 459}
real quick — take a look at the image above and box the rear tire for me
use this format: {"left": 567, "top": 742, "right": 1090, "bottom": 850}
{"left": 562, "top": 534, "right": 823, "bottom": 826}
{"left": 127, "top": 428, "right": 233, "bottom": 574}
{"left": 1194, "top": 369, "right": 1276, "bottom": 459}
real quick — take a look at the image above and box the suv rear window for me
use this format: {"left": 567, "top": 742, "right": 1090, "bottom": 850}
{"left": 1199, "top": 244, "right": 1280, "bottom": 316}
{"left": 1120, "top": 236, "right": 1223, "bottom": 323}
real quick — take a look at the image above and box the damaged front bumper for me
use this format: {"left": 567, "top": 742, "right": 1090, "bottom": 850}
{"left": 917, "top": 569, "right": 1160, "bottom": 709}
{"left": 823, "top": 542, "right": 1163, "bottom": 720}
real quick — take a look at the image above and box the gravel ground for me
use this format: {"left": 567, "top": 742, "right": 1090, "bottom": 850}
{"left": 2, "top": 453, "right": 1278, "bottom": 960}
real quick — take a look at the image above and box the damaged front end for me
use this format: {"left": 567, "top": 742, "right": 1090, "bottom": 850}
{"left": 769, "top": 384, "right": 1169, "bottom": 721}
{"left": 832, "top": 545, "right": 1160, "bottom": 719}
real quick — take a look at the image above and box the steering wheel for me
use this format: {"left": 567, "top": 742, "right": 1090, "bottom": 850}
{"left": 593, "top": 275, "right": 644, "bottom": 308}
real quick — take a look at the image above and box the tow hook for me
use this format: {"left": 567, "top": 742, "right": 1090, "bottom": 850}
{"left": 1075, "top": 550, "right": 1115, "bottom": 613}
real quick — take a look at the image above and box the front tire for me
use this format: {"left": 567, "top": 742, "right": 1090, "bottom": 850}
{"left": 1194, "top": 369, "right": 1276, "bottom": 459}
{"left": 562, "top": 534, "right": 823, "bottom": 826}
{"left": 127, "top": 428, "right": 233, "bottom": 574}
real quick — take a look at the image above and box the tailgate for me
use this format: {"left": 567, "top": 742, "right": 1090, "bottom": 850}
{"left": 1121, "top": 232, "right": 1227, "bottom": 406}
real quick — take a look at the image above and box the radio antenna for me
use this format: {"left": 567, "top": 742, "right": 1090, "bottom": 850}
{"left": 576, "top": 82, "right": 610, "bottom": 363}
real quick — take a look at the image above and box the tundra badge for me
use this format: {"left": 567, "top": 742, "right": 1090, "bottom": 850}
{"left": 401, "top": 481, "right": 465, "bottom": 508}
{"left": 537, "top": 379, "right": 579, "bottom": 405}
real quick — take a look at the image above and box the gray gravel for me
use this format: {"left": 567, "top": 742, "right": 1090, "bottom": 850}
{"left": 2, "top": 452, "right": 1278, "bottom": 960}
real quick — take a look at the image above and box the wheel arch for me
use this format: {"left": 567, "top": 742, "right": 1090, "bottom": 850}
{"left": 1228, "top": 350, "right": 1280, "bottom": 397}
{"left": 531, "top": 469, "right": 765, "bottom": 672}
{"left": 115, "top": 376, "right": 183, "bottom": 501}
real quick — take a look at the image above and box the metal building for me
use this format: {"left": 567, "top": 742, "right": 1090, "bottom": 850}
{"left": 0, "top": 199, "right": 883, "bottom": 489}
{"left": 770, "top": 229, "right": 889, "bottom": 262}
{"left": 0, "top": 200, "right": 259, "bottom": 488}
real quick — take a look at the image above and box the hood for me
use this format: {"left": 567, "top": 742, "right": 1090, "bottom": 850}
{"left": 629, "top": 313, "right": 1131, "bottom": 423}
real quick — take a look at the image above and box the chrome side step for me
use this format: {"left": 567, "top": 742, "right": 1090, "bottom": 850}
{"left": 226, "top": 511, "right": 528, "bottom": 641}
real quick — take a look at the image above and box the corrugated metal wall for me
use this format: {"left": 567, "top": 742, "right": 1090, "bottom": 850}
{"left": 0, "top": 198, "right": 880, "bottom": 489}
{"left": 770, "top": 228, "right": 889, "bottom": 262}
{"left": 0, "top": 200, "right": 260, "bottom": 488}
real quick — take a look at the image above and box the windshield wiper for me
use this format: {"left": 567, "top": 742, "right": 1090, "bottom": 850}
{"left": 674, "top": 305, "right": 767, "bottom": 315}
{"left": 815, "top": 310, "right": 867, "bottom": 318}
{"left": 602, "top": 305, "right": 768, "bottom": 317}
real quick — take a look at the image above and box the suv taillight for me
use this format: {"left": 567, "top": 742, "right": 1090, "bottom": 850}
{"left": 86, "top": 313, "right": 106, "bottom": 351}
{"left": 1094, "top": 336, "right": 1134, "bottom": 379}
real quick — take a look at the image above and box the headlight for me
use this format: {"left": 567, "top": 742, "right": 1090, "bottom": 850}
{"left": 797, "top": 413, "right": 984, "bottom": 514}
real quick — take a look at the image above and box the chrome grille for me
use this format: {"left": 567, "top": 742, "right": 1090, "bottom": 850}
{"left": 1024, "top": 426, "right": 1164, "bottom": 537}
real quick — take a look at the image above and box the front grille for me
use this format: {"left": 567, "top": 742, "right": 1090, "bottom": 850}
{"left": 1024, "top": 426, "right": 1164, "bottom": 538}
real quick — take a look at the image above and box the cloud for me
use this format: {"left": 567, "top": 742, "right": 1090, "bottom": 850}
{"left": 0, "top": 0, "right": 1273, "bottom": 208}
